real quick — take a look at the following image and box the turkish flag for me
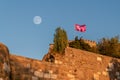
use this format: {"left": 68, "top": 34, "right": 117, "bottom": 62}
{"left": 75, "top": 24, "right": 86, "bottom": 32}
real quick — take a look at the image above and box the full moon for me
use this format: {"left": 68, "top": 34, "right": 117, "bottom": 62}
{"left": 33, "top": 16, "right": 42, "bottom": 24}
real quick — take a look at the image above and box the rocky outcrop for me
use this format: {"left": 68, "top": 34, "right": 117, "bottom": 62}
{"left": 0, "top": 43, "right": 11, "bottom": 80}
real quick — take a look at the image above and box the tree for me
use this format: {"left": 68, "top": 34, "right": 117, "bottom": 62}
{"left": 97, "top": 36, "right": 120, "bottom": 58}
{"left": 53, "top": 27, "right": 68, "bottom": 54}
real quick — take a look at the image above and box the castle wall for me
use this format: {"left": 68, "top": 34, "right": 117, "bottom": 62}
{"left": 82, "top": 39, "right": 97, "bottom": 47}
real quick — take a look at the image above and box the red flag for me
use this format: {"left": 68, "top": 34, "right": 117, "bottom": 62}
{"left": 75, "top": 24, "right": 86, "bottom": 32}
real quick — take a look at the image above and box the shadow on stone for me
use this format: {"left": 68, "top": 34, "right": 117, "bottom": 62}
{"left": 107, "top": 58, "right": 120, "bottom": 80}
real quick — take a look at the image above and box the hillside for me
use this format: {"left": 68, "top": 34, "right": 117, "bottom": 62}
{"left": 0, "top": 43, "right": 120, "bottom": 80}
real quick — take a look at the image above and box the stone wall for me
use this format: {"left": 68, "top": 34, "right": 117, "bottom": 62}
{"left": 1, "top": 42, "right": 120, "bottom": 80}
{"left": 82, "top": 39, "right": 96, "bottom": 47}
{"left": 43, "top": 47, "right": 120, "bottom": 80}
{"left": 10, "top": 54, "right": 58, "bottom": 80}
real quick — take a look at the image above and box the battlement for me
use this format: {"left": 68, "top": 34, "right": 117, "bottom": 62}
{"left": 50, "top": 39, "right": 96, "bottom": 50}
{"left": 68, "top": 39, "right": 96, "bottom": 47}
{"left": 82, "top": 39, "right": 96, "bottom": 47}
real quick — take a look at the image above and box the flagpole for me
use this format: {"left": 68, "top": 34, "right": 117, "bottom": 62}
{"left": 74, "top": 24, "right": 86, "bottom": 39}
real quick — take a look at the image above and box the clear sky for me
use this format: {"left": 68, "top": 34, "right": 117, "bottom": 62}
{"left": 0, "top": 1, "right": 120, "bottom": 60}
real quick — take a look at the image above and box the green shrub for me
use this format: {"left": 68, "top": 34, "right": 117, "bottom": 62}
{"left": 97, "top": 36, "right": 120, "bottom": 58}
{"left": 69, "top": 36, "right": 92, "bottom": 51}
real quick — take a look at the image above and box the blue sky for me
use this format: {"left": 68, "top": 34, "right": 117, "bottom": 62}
{"left": 0, "top": 1, "right": 120, "bottom": 60}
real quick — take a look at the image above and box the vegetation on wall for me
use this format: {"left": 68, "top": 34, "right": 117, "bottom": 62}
{"left": 69, "top": 36, "right": 98, "bottom": 53}
{"left": 69, "top": 35, "right": 120, "bottom": 58}
{"left": 69, "top": 36, "right": 91, "bottom": 51}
